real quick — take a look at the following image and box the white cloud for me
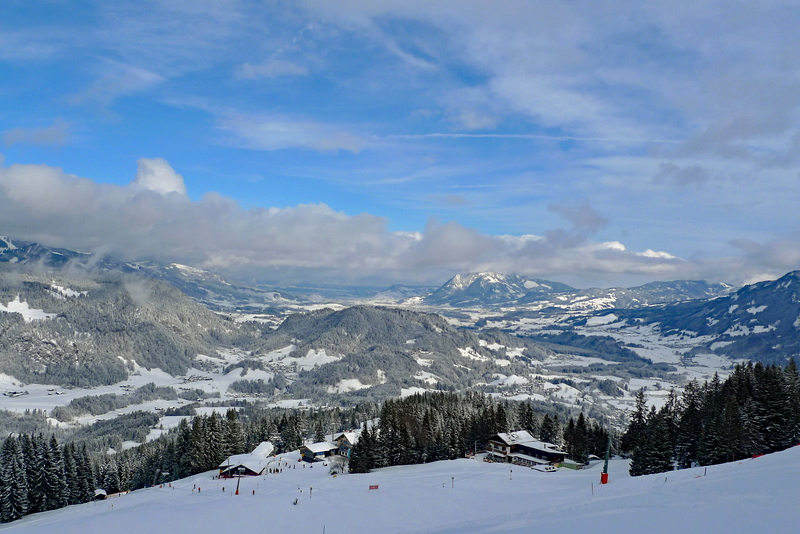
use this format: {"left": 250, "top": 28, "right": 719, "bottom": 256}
{"left": 217, "top": 114, "right": 364, "bottom": 153}
{"left": 2, "top": 119, "right": 71, "bottom": 147}
{"left": 0, "top": 159, "right": 779, "bottom": 287}
{"left": 236, "top": 59, "right": 309, "bottom": 79}
{"left": 69, "top": 60, "right": 164, "bottom": 108}
{"left": 131, "top": 158, "right": 188, "bottom": 196}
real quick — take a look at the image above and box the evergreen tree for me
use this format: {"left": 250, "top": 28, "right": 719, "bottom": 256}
{"left": 1, "top": 439, "right": 28, "bottom": 522}
{"left": 46, "top": 436, "right": 68, "bottom": 510}
{"left": 313, "top": 420, "right": 326, "bottom": 444}
{"left": 540, "top": 414, "right": 558, "bottom": 444}
{"left": 63, "top": 444, "right": 81, "bottom": 505}
{"left": 224, "top": 409, "right": 247, "bottom": 456}
{"left": 675, "top": 380, "right": 703, "bottom": 468}
{"left": 573, "top": 412, "right": 589, "bottom": 464}
{"left": 784, "top": 359, "right": 800, "bottom": 444}
{"left": 621, "top": 389, "right": 647, "bottom": 455}
{"left": 188, "top": 416, "right": 208, "bottom": 473}
{"left": 77, "top": 444, "right": 96, "bottom": 502}
{"left": 174, "top": 418, "right": 193, "bottom": 478}
{"left": 206, "top": 412, "right": 225, "bottom": 469}
{"left": 100, "top": 460, "right": 120, "bottom": 495}
{"left": 630, "top": 407, "right": 672, "bottom": 476}
{"left": 27, "top": 434, "right": 47, "bottom": 514}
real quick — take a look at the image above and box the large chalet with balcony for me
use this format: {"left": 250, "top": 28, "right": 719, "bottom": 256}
{"left": 487, "top": 431, "right": 567, "bottom": 468}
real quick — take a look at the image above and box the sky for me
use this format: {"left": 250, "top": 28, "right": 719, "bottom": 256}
{"left": 1, "top": 0, "right": 800, "bottom": 288}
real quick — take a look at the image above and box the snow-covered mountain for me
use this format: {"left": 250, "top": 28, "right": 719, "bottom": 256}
{"left": 0, "top": 269, "right": 264, "bottom": 387}
{"left": 422, "top": 271, "right": 732, "bottom": 310}
{"left": 618, "top": 270, "right": 800, "bottom": 365}
{"left": 252, "top": 305, "right": 552, "bottom": 399}
{"left": 424, "top": 272, "right": 575, "bottom": 307}
{"left": 0, "top": 236, "right": 299, "bottom": 312}
{"left": 0, "top": 235, "right": 94, "bottom": 267}
{"left": 124, "top": 261, "right": 298, "bottom": 311}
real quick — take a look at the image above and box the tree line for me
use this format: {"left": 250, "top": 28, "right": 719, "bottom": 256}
{"left": 622, "top": 360, "right": 800, "bottom": 476}
{"left": 0, "top": 392, "right": 611, "bottom": 524}
{"left": 0, "top": 434, "right": 96, "bottom": 523}
{"left": 349, "top": 391, "right": 609, "bottom": 472}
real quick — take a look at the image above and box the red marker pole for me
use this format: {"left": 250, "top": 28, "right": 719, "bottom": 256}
{"left": 600, "top": 436, "right": 611, "bottom": 484}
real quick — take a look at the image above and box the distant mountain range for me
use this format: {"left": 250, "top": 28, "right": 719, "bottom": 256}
{"left": 421, "top": 271, "right": 733, "bottom": 310}
{"left": 0, "top": 235, "right": 298, "bottom": 312}
{"left": 616, "top": 270, "right": 800, "bottom": 365}
{"left": 0, "top": 236, "right": 735, "bottom": 314}
{"left": 3, "top": 232, "right": 800, "bottom": 423}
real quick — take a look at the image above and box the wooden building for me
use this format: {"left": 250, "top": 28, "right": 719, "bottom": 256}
{"left": 487, "top": 431, "right": 567, "bottom": 468}
{"left": 334, "top": 431, "right": 361, "bottom": 458}
{"left": 219, "top": 441, "right": 275, "bottom": 478}
{"left": 300, "top": 441, "right": 338, "bottom": 462}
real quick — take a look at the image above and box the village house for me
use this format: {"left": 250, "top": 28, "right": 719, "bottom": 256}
{"left": 299, "top": 441, "right": 338, "bottom": 462}
{"left": 333, "top": 430, "right": 360, "bottom": 458}
{"left": 487, "top": 431, "right": 567, "bottom": 470}
{"left": 219, "top": 441, "right": 275, "bottom": 478}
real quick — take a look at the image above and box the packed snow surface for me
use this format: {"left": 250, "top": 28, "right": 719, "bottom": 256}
{"left": 4, "top": 446, "right": 799, "bottom": 534}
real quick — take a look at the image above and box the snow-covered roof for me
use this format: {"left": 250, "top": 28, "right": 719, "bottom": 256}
{"left": 491, "top": 431, "right": 566, "bottom": 454}
{"left": 493, "top": 431, "right": 536, "bottom": 445}
{"left": 218, "top": 453, "right": 269, "bottom": 474}
{"left": 303, "top": 441, "right": 337, "bottom": 453}
{"left": 219, "top": 442, "right": 275, "bottom": 470}
{"left": 334, "top": 431, "right": 360, "bottom": 445}
{"left": 252, "top": 441, "right": 274, "bottom": 457}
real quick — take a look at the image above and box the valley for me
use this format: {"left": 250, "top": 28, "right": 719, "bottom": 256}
{"left": 0, "top": 236, "right": 797, "bottom": 442}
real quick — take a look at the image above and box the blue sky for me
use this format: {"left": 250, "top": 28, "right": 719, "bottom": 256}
{"left": 1, "top": 0, "right": 800, "bottom": 287}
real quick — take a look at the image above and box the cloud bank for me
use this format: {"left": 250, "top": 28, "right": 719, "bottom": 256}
{"left": 0, "top": 159, "right": 790, "bottom": 287}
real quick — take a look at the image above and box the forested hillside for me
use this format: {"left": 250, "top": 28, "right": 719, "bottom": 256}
{"left": 0, "top": 267, "right": 263, "bottom": 387}
{"left": 622, "top": 360, "right": 800, "bottom": 476}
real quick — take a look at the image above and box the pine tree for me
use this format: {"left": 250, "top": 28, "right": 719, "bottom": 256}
{"left": 1, "top": 439, "right": 29, "bottom": 522}
{"left": 188, "top": 416, "right": 209, "bottom": 473}
{"left": 46, "top": 436, "right": 68, "bottom": 510}
{"left": 573, "top": 412, "right": 589, "bottom": 464}
{"left": 621, "top": 389, "right": 647, "bottom": 455}
{"left": 77, "top": 444, "right": 96, "bottom": 503}
{"left": 675, "top": 380, "right": 703, "bottom": 468}
{"left": 100, "top": 460, "right": 120, "bottom": 495}
{"left": 26, "top": 434, "right": 47, "bottom": 514}
{"left": 784, "top": 359, "right": 800, "bottom": 444}
{"left": 206, "top": 412, "right": 225, "bottom": 469}
{"left": 224, "top": 409, "right": 247, "bottom": 456}
{"left": 540, "top": 414, "right": 559, "bottom": 444}
{"left": 174, "top": 418, "right": 193, "bottom": 478}
{"left": 63, "top": 444, "right": 81, "bottom": 505}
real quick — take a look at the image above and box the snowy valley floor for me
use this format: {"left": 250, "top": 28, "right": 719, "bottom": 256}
{"left": 2, "top": 447, "right": 799, "bottom": 534}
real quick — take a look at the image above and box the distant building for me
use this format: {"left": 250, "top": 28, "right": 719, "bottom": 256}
{"left": 334, "top": 430, "right": 361, "bottom": 458}
{"left": 487, "top": 431, "right": 567, "bottom": 468}
{"left": 219, "top": 441, "right": 275, "bottom": 478}
{"left": 300, "top": 441, "right": 338, "bottom": 462}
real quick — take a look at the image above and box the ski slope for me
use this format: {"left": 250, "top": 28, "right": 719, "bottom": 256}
{"left": 2, "top": 447, "right": 798, "bottom": 534}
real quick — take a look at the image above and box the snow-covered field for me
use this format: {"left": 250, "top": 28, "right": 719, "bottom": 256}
{"left": 2, "top": 447, "right": 798, "bottom": 534}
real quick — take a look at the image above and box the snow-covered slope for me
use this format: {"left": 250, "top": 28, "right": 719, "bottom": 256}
{"left": 6, "top": 446, "right": 799, "bottom": 533}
